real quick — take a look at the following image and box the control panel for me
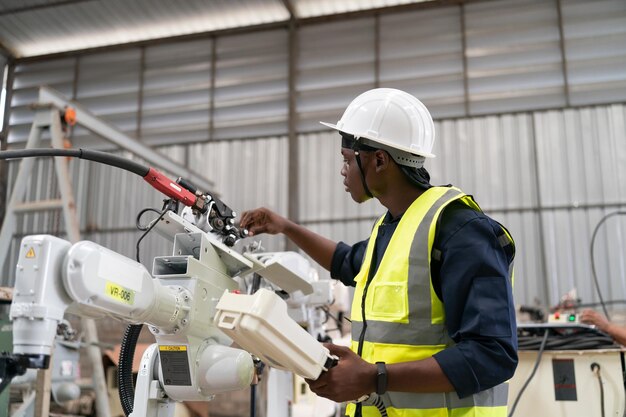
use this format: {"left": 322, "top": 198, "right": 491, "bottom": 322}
{"left": 548, "top": 312, "right": 579, "bottom": 324}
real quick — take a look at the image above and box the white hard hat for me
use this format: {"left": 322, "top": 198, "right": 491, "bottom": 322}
{"left": 320, "top": 88, "right": 436, "bottom": 160}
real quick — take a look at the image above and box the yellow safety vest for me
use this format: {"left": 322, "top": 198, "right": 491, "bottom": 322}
{"left": 347, "top": 186, "right": 513, "bottom": 417}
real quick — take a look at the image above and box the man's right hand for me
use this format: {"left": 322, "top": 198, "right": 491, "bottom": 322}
{"left": 239, "top": 207, "right": 289, "bottom": 236}
{"left": 240, "top": 207, "right": 338, "bottom": 271}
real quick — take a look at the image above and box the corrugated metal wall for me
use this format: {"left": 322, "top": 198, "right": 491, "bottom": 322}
{"left": 297, "top": 17, "right": 376, "bottom": 132}
{"left": 532, "top": 105, "right": 626, "bottom": 306}
{"left": 2, "top": 0, "right": 626, "bottom": 311}
{"left": 379, "top": 6, "right": 465, "bottom": 117}
{"left": 187, "top": 137, "right": 289, "bottom": 253}
{"left": 0, "top": 56, "right": 7, "bottom": 131}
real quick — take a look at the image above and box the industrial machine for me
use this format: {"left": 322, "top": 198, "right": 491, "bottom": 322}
{"left": 510, "top": 322, "right": 625, "bottom": 417}
{"left": 0, "top": 148, "right": 338, "bottom": 417}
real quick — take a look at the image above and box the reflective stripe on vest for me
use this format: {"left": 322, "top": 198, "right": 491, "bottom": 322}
{"left": 381, "top": 383, "right": 509, "bottom": 409}
{"left": 348, "top": 186, "right": 511, "bottom": 417}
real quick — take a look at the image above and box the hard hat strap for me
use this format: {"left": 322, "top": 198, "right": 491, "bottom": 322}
{"left": 350, "top": 136, "right": 375, "bottom": 199}
{"left": 354, "top": 150, "right": 374, "bottom": 199}
{"left": 341, "top": 133, "right": 374, "bottom": 198}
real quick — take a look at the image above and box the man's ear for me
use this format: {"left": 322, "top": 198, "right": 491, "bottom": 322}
{"left": 374, "top": 150, "right": 391, "bottom": 172}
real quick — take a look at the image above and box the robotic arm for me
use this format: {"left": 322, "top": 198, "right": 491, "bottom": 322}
{"left": 2, "top": 210, "right": 336, "bottom": 416}
{"left": 8, "top": 233, "right": 255, "bottom": 406}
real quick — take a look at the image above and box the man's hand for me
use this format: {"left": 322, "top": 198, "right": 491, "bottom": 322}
{"left": 240, "top": 207, "right": 337, "bottom": 271}
{"left": 580, "top": 309, "right": 611, "bottom": 332}
{"left": 239, "top": 207, "right": 289, "bottom": 236}
{"left": 580, "top": 308, "right": 626, "bottom": 346}
{"left": 306, "top": 343, "right": 376, "bottom": 403}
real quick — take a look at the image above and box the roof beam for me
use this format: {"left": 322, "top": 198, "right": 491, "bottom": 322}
{"left": 298, "top": 0, "right": 477, "bottom": 24}
{"left": 0, "top": 0, "right": 96, "bottom": 17}
{"left": 0, "top": 40, "right": 16, "bottom": 59}
{"left": 15, "top": 20, "right": 289, "bottom": 63}
{"left": 280, "top": 0, "right": 297, "bottom": 20}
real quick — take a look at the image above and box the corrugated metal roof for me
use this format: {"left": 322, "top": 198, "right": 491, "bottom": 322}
{"left": 0, "top": 0, "right": 67, "bottom": 13}
{"left": 0, "top": 0, "right": 289, "bottom": 58}
{"left": 293, "top": 0, "right": 433, "bottom": 18}
{"left": 0, "top": 0, "right": 437, "bottom": 58}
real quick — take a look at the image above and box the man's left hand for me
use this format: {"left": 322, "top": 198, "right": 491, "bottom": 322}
{"left": 306, "top": 343, "right": 377, "bottom": 403}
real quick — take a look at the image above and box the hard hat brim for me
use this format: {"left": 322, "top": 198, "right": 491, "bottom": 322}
{"left": 319, "top": 121, "right": 436, "bottom": 158}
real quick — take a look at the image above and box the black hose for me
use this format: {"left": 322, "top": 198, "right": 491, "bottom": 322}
{"left": 250, "top": 383, "right": 256, "bottom": 417}
{"left": 0, "top": 148, "right": 149, "bottom": 177}
{"left": 135, "top": 208, "right": 163, "bottom": 231}
{"left": 591, "top": 363, "right": 605, "bottom": 417}
{"left": 508, "top": 330, "right": 549, "bottom": 417}
{"left": 518, "top": 334, "right": 616, "bottom": 350}
{"left": 118, "top": 324, "right": 143, "bottom": 417}
{"left": 249, "top": 273, "right": 262, "bottom": 294}
{"left": 136, "top": 206, "right": 169, "bottom": 264}
{"left": 589, "top": 211, "right": 626, "bottom": 321}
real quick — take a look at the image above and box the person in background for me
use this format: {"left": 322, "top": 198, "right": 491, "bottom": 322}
{"left": 581, "top": 309, "right": 626, "bottom": 345}
{"left": 240, "top": 88, "right": 518, "bottom": 417}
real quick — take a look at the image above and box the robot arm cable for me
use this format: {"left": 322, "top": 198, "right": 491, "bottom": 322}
{"left": 119, "top": 324, "right": 144, "bottom": 417}
{"left": 1, "top": 148, "right": 249, "bottom": 245}
{"left": 118, "top": 204, "right": 173, "bottom": 416}
{"left": 136, "top": 208, "right": 164, "bottom": 231}
{"left": 135, "top": 205, "right": 170, "bottom": 264}
{"left": 0, "top": 148, "right": 149, "bottom": 176}
{"left": 0, "top": 148, "right": 201, "bottom": 209}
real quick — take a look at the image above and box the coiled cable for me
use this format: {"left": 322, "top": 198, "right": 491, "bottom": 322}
{"left": 361, "top": 393, "right": 388, "bottom": 417}
{"left": 518, "top": 333, "right": 616, "bottom": 351}
{"left": 118, "top": 324, "right": 143, "bottom": 416}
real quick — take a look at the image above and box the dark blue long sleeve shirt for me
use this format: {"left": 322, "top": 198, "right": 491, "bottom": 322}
{"left": 330, "top": 200, "right": 518, "bottom": 398}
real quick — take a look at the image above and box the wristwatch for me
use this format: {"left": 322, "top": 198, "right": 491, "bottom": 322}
{"left": 375, "top": 361, "right": 387, "bottom": 395}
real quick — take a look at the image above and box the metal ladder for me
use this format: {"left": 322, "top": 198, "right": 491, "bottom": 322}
{"left": 0, "top": 103, "right": 111, "bottom": 417}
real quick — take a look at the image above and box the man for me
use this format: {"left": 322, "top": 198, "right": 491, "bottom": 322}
{"left": 240, "top": 88, "right": 517, "bottom": 417}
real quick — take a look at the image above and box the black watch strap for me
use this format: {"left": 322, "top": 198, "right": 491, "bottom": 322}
{"left": 375, "top": 361, "right": 387, "bottom": 395}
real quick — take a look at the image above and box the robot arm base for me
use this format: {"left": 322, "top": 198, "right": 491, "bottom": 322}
{"left": 130, "top": 345, "right": 176, "bottom": 417}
